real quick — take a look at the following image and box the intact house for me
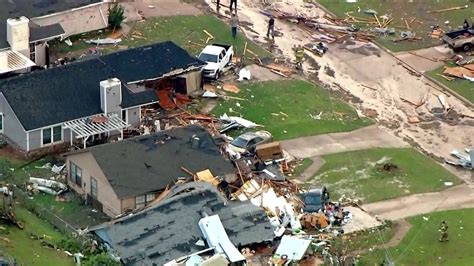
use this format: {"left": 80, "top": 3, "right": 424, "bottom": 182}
{"left": 64, "top": 125, "right": 236, "bottom": 217}
{"left": 0, "top": 41, "right": 205, "bottom": 156}
{"left": 89, "top": 182, "right": 275, "bottom": 265}
{"left": 0, "top": 1, "right": 109, "bottom": 74}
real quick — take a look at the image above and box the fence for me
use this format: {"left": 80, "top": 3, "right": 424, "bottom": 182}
{"left": 13, "top": 186, "right": 92, "bottom": 245}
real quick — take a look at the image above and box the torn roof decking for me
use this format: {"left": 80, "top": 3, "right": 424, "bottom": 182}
{"left": 84, "top": 125, "right": 235, "bottom": 199}
{"left": 91, "top": 182, "right": 275, "bottom": 265}
{"left": 0, "top": 0, "right": 101, "bottom": 49}
{"left": 0, "top": 41, "right": 205, "bottom": 131}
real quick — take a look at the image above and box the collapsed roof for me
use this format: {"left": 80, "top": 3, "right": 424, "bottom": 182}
{"left": 0, "top": 41, "right": 205, "bottom": 130}
{"left": 91, "top": 182, "right": 275, "bottom": 265}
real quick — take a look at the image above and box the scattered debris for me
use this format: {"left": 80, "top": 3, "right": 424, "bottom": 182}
{"left": 446, "top": 149, "right": 473, "bottom": 170}
{"left": 85, "top": 38, "right": 122, "bottom": 45}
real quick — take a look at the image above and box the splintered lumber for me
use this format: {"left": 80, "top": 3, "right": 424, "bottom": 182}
{"left": 271, "top": 69, "right": 289, "bottom": 77}
{"left": 181, "top": 166, "right": 196, "bottom": 180}
{"left": 203, "top": 30, "right": 214, "bottom": 40}
{"left": 404, "top": 19, "right": 410, "bottom": 30}
{"left": 374, "top": 14, "right": 382, "bottom": 27}
{"left": 436, "top": 74, "right": 455, "bottom": 81}
{"left": 428, "top": 5, "right": 468, "bottom": 13}
{"left": 400, "top": 96, "right": 425, "bottom": 107}
{"left": 243, "top": 41, "right": 248, "bottom": 57}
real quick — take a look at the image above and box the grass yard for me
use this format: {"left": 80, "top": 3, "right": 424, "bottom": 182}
{"left": 212, "top": 80, "right": 373, "bottom": 140}
{"left": 317, "top": 0, "right": 473, "bottom": 52}
{"left": 310, "top": 148, "right": 461, "bottom": 203}
{"left": 360, "top": 209, "right": 474, "bottom": 266}
{"left": 331, "top": 223, "right": 395, "bottom": 255}
{"left": 427, "top": 64, "right": 474, "bottom": 104}
{"left": 51, "top": 15, "right": 270, "bottom": 58}
{"left": 30, "top": 193, "right": 109, "bottom": 229}
{"left": 292, "top": 158, "right": 314, "bottom": 177}
{"left": 0, "top": 206, "right": 73, "bottom": 265}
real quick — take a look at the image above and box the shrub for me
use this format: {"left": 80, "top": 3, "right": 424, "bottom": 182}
{"left": 108, "top": 4, "right": 126, "bottom": 30}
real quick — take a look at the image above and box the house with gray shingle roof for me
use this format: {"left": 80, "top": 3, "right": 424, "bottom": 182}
{"left": 0, "top": 41, "right": 205, "bottom": 155}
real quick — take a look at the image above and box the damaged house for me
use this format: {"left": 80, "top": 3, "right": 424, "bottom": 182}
{"left": 64, "top": 125, "right": 235, "bottom": 217}
{"left": 0, "top": 0, "right": 109, "bottom": 73}
{"left": 0, "top": 41, "right": 205, "bottom": 155}
{"left": 90, "top": 182, "right": 275, "bottom": 265}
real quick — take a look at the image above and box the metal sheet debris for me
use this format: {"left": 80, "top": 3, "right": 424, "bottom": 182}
{"left": 275, "top": 235, "right": 312, "bottom": 261}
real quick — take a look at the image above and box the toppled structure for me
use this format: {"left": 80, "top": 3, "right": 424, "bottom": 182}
{"left": 446, "top": 148, "right": 473, "bottom": 169}
{"left": 90, "top": 182, "right": 274, "bottom": 265}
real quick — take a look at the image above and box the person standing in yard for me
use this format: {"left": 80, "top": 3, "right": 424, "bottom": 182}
{"left": 463, "top": 19, "right": 470, "bottom": 29}
{"left": 439, "top": 220, "right": 449, "bottom": 242}
{"left": 230, "top": 14, "right": 238, "bottom": 39}
{"left": 230, "top": 0, "right": 237, "bottom": 14}
{"left": 267, "top": 16, "right": 275, "bottom": 39}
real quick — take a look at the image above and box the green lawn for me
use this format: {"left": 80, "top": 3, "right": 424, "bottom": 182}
{"left": 310, "top": 148, "right": 461, "bottom": 203}
{"left": 292, "top": 158, "right": 314, "bottom": 177}
{"left": 0, "top": 206, "right": 73, "bottom": 266}
{"left": 317, "top": 0, "right": 473, "bottom": 52}
{"left": 427, "top": 64, "right": 474, "bottom": 104}
{"left": 212, "top": 80, "right": 373, "bottom": 140}
{"left": 51, "top": 15, "right": 270, "bottom": 58}
{"left": 331, "top": 223, "right": 395, "bottom": 254}
{"left": 31, "top": 194, "right": 109, "bottom": 229}
{"left": 360, "top": 209, "right": 474, "bottom": 266}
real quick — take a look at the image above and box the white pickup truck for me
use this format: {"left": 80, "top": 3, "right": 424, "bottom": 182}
{"left": 198, "top": 43, "right": 234, "bottom": 79}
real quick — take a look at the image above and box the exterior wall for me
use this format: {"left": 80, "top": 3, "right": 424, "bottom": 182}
{"left": 66, "top": 152, "right": 122, "bottom": 217}
{"left": 31, "top": 3, "right": 108, "bottom": 39}
{"left": 126, "top": 107, "right": 140, "bottom": 127}
{"left": 179, "top": 69, "right": 203, "bottom": 94}
{"left": 121, "top": 197, "right": 135, "bottom": 213}
{"left": 34, "top": 42, "right": 47, "bottom": 66}
{"left": 0, "top": 93, "right": 27, "bottom": 150}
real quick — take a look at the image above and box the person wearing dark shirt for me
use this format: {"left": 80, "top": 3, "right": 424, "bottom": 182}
{"left": 267, "top": 16, "right": 275, "bottom": 39}
{"left": 463, "top": 19, "right": 470, "bottom": 29}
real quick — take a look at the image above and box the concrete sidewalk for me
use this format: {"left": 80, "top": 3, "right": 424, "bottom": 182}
{"left": 281, "top": 125, "right": 408, "bottom": 158}
{"left": 363, "top": 184, "right": 474, "bottom": 220}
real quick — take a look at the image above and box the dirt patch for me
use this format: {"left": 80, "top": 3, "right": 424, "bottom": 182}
{"left": 378, "top": 163, "right": 399, "bottom": 173}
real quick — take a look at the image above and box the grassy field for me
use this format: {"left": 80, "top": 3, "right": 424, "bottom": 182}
{"left": 212, "top": 80, "right": 373, "bottom": 140}
{"left": 0, "top": 206, "right": 73, "bottom": 265}
{"left": 317, "top": 0, "right": 473, "bottom": 52}
{"left": 427, "top": 64, "right": 474, "bottom": 104}
{"left": 310, "top": 148, "right": 461, "bottom": 203}
{"left": 51, "top": 15, "right": 270, "bottom": 58}
{"left": 360, "top": 209, "right": 474, "bottom": 266}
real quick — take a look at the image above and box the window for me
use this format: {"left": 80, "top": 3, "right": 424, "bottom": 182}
{"left": 0, "top": 113, "right": 3, "bottom": 133}
{"left": 135, "top": 193, "right": 156, "bottom": 209}
{"left": 70, "top": 162, "right": 82, "bottom": 187}
{"left": 42, "top": 125, "right": 62, "bottom": 145}
{"left": 29, "top": 43, "right": 36, "bottom": 62}
{"left": 42, "top": 128, "right": 51, "bottom": 145}
{"left": 90, "top": 177, "right": 98, "bottom": 199}
{"left": 121, "top": 109, "right": 127, "bottom": 123}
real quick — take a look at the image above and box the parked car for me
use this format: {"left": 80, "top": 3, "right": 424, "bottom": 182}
{"left": 198, "top": 43, "right": 234, "bottom": 79}
{"left": 442, "top": 27, "right": 474, "bottom": 51}
{"left": 300, "top": 186, "right": 329, "bottom": 213}
{"left": 228, "top": 131, "right": 272, "bottom": 154}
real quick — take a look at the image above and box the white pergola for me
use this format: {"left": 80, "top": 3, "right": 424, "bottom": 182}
{"left": 64, "top": 113, "right": 130, "bottom": 148}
